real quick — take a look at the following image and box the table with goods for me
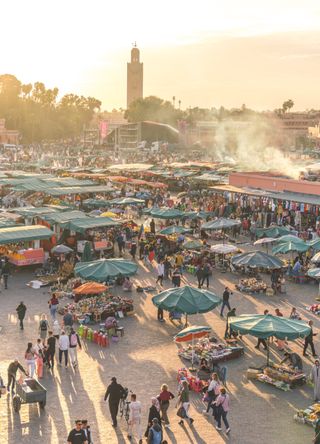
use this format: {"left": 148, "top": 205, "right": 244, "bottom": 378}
{"left": 247, "top": 364, "right": 306, "bottom": 391}
{"left": 235, "top": 277, "right": 268, "bottom": 294}
{"left": 294, "top": 403, "right": 320, "bottom": 427}
{"left": 177, "top": 337, "right": 244, "bottom": 365}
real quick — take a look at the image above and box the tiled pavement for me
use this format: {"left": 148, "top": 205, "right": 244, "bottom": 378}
{"left": 0, "top": 254, "right": 317, "bottom": 444}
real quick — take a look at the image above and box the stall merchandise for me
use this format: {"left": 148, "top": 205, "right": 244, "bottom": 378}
{"left": 61, "top": 294, "right": 134, "bottom": 322}
{"left": 306, "top": 304, "right": 320, "bottom": 315}
{"left": 236, "top": 278, "right": 268, "bottom": 294}
{"left": 294, "top": 403, "right": 320, "bottom": 426}
{"left": 177, "top": 338, "right": 244, "bottom": 364}
{"left": 251, "top": 365, "right": 306, "bottom": 391}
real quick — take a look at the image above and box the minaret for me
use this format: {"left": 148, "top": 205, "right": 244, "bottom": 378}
{"left": 127, "top": 43, "right": 143, "bottom": 108}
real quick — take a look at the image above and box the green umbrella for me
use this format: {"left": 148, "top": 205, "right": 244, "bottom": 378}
{"left": 75, "top": 258, "right": 138, "bottom": 282}
{"left": 110, "top": 197, "right": 145, "bottom": 205}
{"left": 307, "top": 239, "right": 320, "bottom": 252}
{"left": 158, "top": 226, "right": 191, "bottom": 236}
{"left": 201, "top": 218, "right": 241, "bottom": 230}
{"left": 183, "top": 239, "right": 203, "bottom": 250}
{"left": 82, "top": 242, "right": 93, "bottom": 262}
{"left": 230, "top": 314, "right": 311, "bottom": 364}
{"left": 150, "top": 207, "right": 184, "bottom": 219}
{"left": 152, "top": 285, "right": 222, "bottom": 325}
{"left": 276, "top": 235, "right": 305, "bottom": 244}
{"left": 253, "top": 226, "right": 291, "bottom": 239}
{"left": 182, "top": 211, "right": 215, "bottom": 220}
{"left": 231, "top": 251, "right": 284, "bottom": 269}
{"left": 272, "top": 241, "right": 309, "bottom": 255}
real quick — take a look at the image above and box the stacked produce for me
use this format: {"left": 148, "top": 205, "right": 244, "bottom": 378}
{"left": 236, "top": 278, "right": 267, "bottom": 293}
{"left": 178, "top": 338, "right": 244, "bottom": 364}
{"left": 294, "top": 403, "right": 320, "bottom": 426}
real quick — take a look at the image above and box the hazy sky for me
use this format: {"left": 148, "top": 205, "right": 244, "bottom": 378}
{"left": 2, "top": 0, "right": 320, "bottom": 110}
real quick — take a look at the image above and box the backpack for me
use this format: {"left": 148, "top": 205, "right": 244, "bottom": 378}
{"left": 70, "top": 333, "right": 78, "bottom": 347}
{"left": 150, "top": 427, "right": 162, "bottom": 444}
{"left": 40, "top": 320, "right": 47, "bottom": 331}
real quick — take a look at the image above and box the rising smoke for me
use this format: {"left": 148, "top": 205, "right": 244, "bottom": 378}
{"left": 212, "top": 116, "right": 303, "bottom": 178}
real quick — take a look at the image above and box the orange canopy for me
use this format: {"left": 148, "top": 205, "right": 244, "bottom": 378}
{"left": 73, "top": 281, "right": 108, "bottom": 295}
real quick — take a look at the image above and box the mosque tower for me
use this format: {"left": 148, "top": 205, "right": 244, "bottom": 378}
{"left": 127, "top": 43, "right": 143, "bottom": 108}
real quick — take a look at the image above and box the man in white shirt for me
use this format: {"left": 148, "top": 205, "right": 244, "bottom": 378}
{"left": 128, "top": 393, "right": 142, "bottom": 444}
{"left": 58, "top": 330, "right": 69, "bottom": 368}
{"left": 156, "top": 261, "right": 164, "bottom": 287}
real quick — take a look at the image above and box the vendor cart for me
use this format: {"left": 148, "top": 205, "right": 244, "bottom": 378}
{"left": 12, "top": 378, "right": 46, "bottom": 412}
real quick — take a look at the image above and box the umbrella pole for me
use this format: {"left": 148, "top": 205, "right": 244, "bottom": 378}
{"left": 185, "top": 314, "right": 188, "bottom": 328}
{"left": 267, "top": 337, "right": 270, "bottom": 366}
{"left": 189, "top": 334, "right": 196, "bottom": 372}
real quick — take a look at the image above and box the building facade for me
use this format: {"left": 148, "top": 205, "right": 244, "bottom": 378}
{"left": 0, "top": 119, "right": 19, "bottom": 144}
{"left": 127, "top": 45, "right": 143, "bottom": 108}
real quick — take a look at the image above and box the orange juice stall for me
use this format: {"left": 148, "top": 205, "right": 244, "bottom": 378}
{"left": 0, "top": 225, "right": 54, "bottom": 266}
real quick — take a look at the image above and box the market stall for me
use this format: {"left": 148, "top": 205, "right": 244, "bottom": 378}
{"left": 235, "top": 277, "right": 268, "bottom": 294}
{"left": 294, "top": 403, "right": 320, "bottom": 426}
{"left": 247, "top": 364, "right": 306, "bottom": 391}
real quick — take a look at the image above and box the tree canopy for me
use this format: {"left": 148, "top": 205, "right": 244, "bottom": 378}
{"left": 0, "top": 74, "right": 101, "bottom": 142}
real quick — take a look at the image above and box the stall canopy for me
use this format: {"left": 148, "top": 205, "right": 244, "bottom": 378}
{"left": 158, "top": 226, "right": 191, "bottom": 236}
{"left": 201, "top": 218, "right": 241, "bottom": 230}
{"left": 253, "top": 226, "right": 291, "bottom": 239}
{"left": 230, "top": 314, "right": 311, "bottom": 364}
{"left": 109, "top": 197, "right": 145, "bottom": 205}
{"left": 74, "top": 258, "right": 138, "bottom": 282}
{"left": 42, "top": 210, "right": 88, "bottom": 225}
{"left": 183, "top": 239, "right": 203, "bottom": 250}
{"left": 276, "top": 235, "right": 305, "bottom": 244}
{"left": 45, "top": 185, "right": 114, "bottom": 196}
{"left": 14, "top": 207, "right": 60, "bottom": 217}
{"left": 272, "top": 241, "right": 309, "bottom": 255}
{"left": 182, "top": 211, "right": 215, "bottom": 220}
{"left": 51, "top": 244, "right": 73, "bottom": 254}
{"left": 150, "top": 208, "right": 184, "bottom": 219}
{"left": 63, "top": 217, "right": 121, "bottom": 233}
{"left": 231, "top": 251, "right": 284, "bottom": 269}
{"left": 307, "top": 239, "right": 320, "bottom": 252}
{"left": 152, "top": 285, "right": 222, "bottom": 315}
{"left": 0, "top": 225, "right": 54, "bottom": 244}
{"left": 211, "top": 244, "right": 239, "bottom": 254}
{"left": 174, "top": 325, "right": 211, "bottom": 343}
{"left": 73, "top": 281, "right": 107, "bottom": 295}
{"left": 82, "top": 199, "right": 111, "bottom": 208}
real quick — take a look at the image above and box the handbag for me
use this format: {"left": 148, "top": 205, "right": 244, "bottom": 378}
{"left": 176, "top": 406, "right": 186, "bottom": 418}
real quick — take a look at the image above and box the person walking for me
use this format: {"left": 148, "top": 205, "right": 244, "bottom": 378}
{"left": 158, "top": 383, "right": 175, "bottom": 427}
{"left": 163, "top": 257, "right": 172, "bottom": 280}
{"left": 48, "top": 293, "right": 59, "bottom": 321}
{"left": 47, "top": 330, "right": 56, "bottom": 370}
{"left": 81, "top": 420, "right": 92, "bottom": 444}
{"left": 310, "top": 359, "right": 320, "bottom": 401}
{"left": 255, "top": 309, "right": 269, "bottom": 350}
{"left": 7, "top": 359, "right": 28, "bottom": 393}
{"left": 303, "top": 320, "right": 317, "bottom": 357}
{"left": 128, "top": 393, "right": 143, "bottom": 443}
{"left": 220, "top": 287, "right": 232, "bottom": 317}
{"left": 2, "top": 257, "right": 10, "bottom": 289}
{"left": 147, "top": 418, "right": 163, "bottom": 444}
{"left": 52, "top": 320, "right": 61, "bottom": 339}
{"left": 104, "top": 377, "right": 125, "bottom": 427}
{"left": 34, "top": 338, "right": 44, "bottom": 378}
{"left": 201, "top": 262, "right": 211, "bottom": 289}
{"left": 63, "top": 310, "right": 74, "bottom": 334}
{"left": 203, "top": 373, "right": 221, "bottom": 415}
{"left": 67, "top": 420, "right": 88, "bottom": 444}
{"left": 215, "top": 387, "right": 230, "bottom": 434}
{"left": 150, "top": 219, "right": 155, "bottom": 235}
{"left": 178, "top": 380, "right": 194, "bottom": 426}
{"left": 58, "top": 330, "right": 69, "bottom": 368}
{"left": 16, "top": 301, "right": 27, "bottom": 330}
{"left": 195, "top": 265, "right": 204, "bottom": 289}
{"left": 39, "top": 314, "right": 49, "bottom": 342}
{"left": 130, "top": 241, "right": 137, "bottom": 260}
{"left": 171, "top": 267, "right": 181, "bottom": 288}
{"left": 69, "top": 327, "right": 82, "bottom": 368}
{"left": 145, "top": 398, "right": 161, "bottom": 438}
{"left": 156, "top": 261, "right": 164, "bottom": 287}
{"left": 25, "top": 342, "right": 37, "bottom": 377}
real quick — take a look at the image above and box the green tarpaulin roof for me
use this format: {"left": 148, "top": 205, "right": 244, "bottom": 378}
{"left": 46, "top": 185, "right": 114, "bottom": 196}
{"left": 0, "top": 225, "right": 54, "bottom": 244}
{"left": 65, "top": 217, "right": 121, "bottom": 233}
{"left": 14, "top": 207, "right": 60, "bottom": 217}
{"left": 75, "top": 258, "right": 138, "bottom": 281}
{"left": 42, "top": 210, "right": 89, "bottom": 225}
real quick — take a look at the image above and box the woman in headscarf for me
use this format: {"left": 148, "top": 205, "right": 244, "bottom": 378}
{"left": 145, "top": 397, "right": 161, "bottom": 438}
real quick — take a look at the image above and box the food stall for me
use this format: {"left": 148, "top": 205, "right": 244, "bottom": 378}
{"left": 294, "top": 403, "right": 320, "bottom": 426}
{"left": 247, "top": 364, "right": 306, "bottom": 391}
{"left": 177, "top": 337, "right": 244, "bottom": 365}
{"left": 236, "top": 277, "right": 268, "bottom": 294}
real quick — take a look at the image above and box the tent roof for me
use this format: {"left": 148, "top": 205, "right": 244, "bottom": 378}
{"left": 46, "top": 185, "right": 114, "bottom": 196}
{"left": 0, "top": 225, "right": 54, "bottom": 244}
{"left": 65, "top": 217, "right": 121, "bottom": 233}
{"left": 42, "top": 210, "right": 88, "bottom": 225}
